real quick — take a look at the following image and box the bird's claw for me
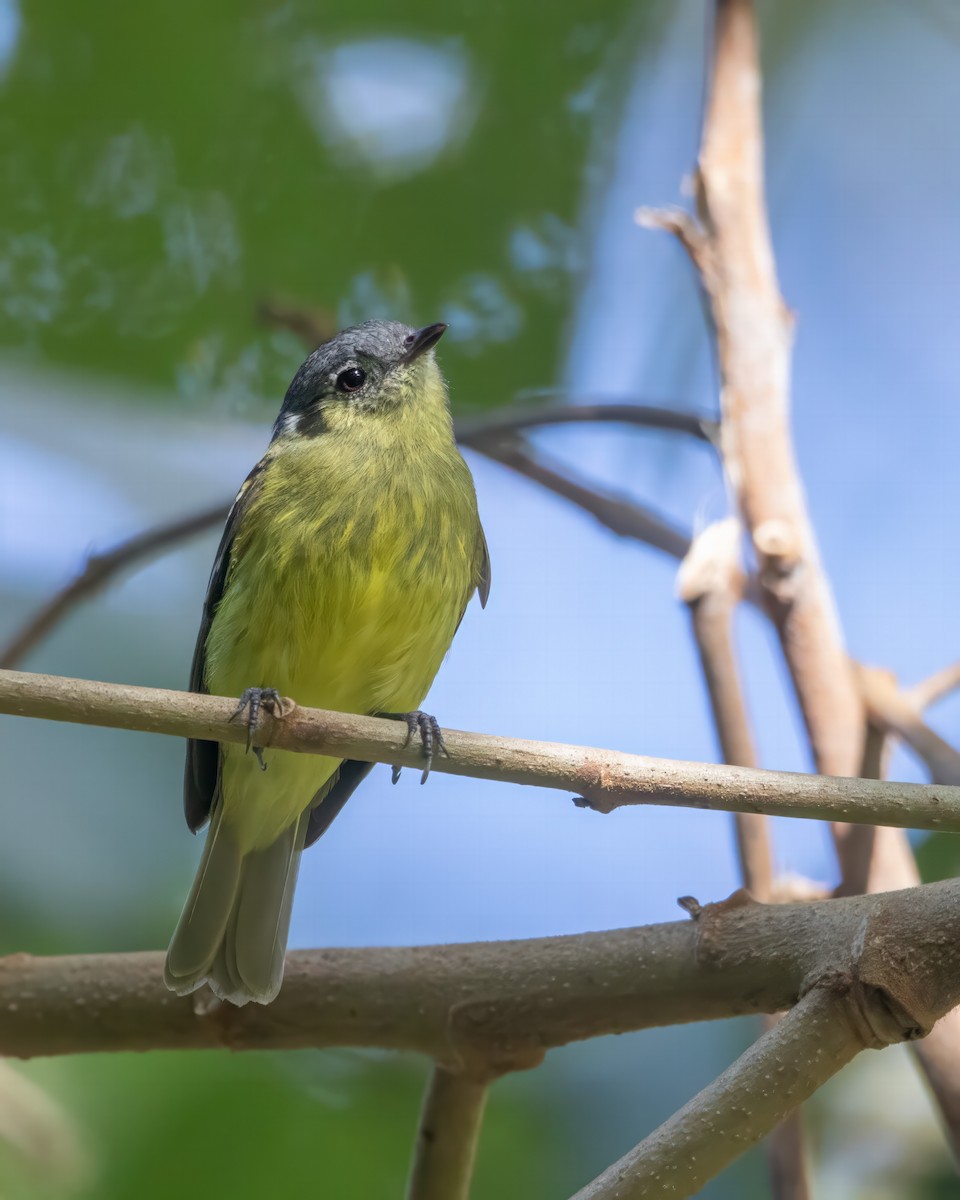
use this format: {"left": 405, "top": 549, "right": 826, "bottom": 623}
{"left": 229, "top": 687, "right": 287, "bottom": 771}
{"left": 400, "top": 710, "right": 448, "bottom": 785}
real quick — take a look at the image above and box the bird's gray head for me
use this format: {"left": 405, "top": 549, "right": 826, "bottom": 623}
{"left": 273, "top": 319, "right": 448, "bottom": 439}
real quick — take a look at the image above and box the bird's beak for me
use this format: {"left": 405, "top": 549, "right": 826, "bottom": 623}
{"left": 401, "top": 323, "right": 447, "bottom": 364}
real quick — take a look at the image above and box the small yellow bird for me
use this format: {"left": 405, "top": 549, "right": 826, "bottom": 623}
{"left": 164, "top": 320, "right": 489, "bottom": 1006}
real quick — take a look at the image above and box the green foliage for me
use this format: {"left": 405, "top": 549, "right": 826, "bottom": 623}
{"left": 915, "top": 831, "right": 960, "bottom": 884}
{"left": 3, "top": 1051, "right": 561, "bottom": 1200}
{"left": 0, "top": 0, "right": 662, "bottom": 416}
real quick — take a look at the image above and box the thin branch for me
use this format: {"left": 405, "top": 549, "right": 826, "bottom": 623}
{"left": 5, "top": 670, "right": 960, "bottom": 832}
{"left": 470, "top": 435, "right": 691, "bottom": 559}
{"left": 455, "top": 401, "right": 718, "bottom": 446}
{"left": 0, "top": 504, "right": 229, "bottom": 669}
{"left": 405, "top": 1067, "right": 490, "bottom": 1200}
{"left": 858, "top": 664, "right": 960, "bottom": 786}
{"left": 568, "top": 988, "right": 860, "bottom": 1200}
{"left": 5, "top": 879, "right": 960, "bottom": 1063}
{"left": 677, "top": 519, "right": 772, "bottom": 898}
{"left": 908, "top": 661, "right": 960, "bottom": 713}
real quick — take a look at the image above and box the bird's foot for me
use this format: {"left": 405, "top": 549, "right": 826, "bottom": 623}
{"left": 229, "top": 687, "right": 289, "bottom": 771}
{"left": 389, "top": 710, "right": 448, "bottom": 785}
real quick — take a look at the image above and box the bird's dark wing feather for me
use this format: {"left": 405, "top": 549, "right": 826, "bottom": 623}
{"left": 183, "top": 461, "right": 266, "bottom": 832}
{"left": 304, "top": 760, "right": 375, "bottom": 848}
{"left": 476, "top": 523, "right": 491, "bottom": 609}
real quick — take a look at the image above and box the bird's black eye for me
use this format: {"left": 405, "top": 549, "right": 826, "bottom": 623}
{"left": 336, "top": 366, "right": 366, "bottom": 393}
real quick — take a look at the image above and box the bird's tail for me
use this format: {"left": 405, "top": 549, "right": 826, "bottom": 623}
{"left": 164, "top": 805, "right": 309, "bottom": 1006}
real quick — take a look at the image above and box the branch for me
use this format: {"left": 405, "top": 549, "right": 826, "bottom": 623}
{"left": 405, "top": 1067, "right": 489, "bottom": 1200}
{"left": 469, "top": 435, "right": 691, "bottom": 559}
{"left": 677, "top": 519, "right": 771, "bottom": 898}
{"left": 568, "top": 988, "right": 859, "bottom": 1200}
{"left": 5, "top": 880, "right": 960, "bottom": 1063}
{"left": 646, "top": 0, "right": 960, "bottom": 1165}
{"left": 455, "top": 401, "right": 717, "bottom": 446}
{"left": 6, "top": 670, "right": 960, "bottom": 832}
{"left": 858, "top": 664, "right": 960, "bottom": 785}
{"left": 667, "top": 0, "right": 864, "bottom": 782}
{"left": 908, "top": 661, "right": 960, "bottom": 713}
{"left": 0, "top": 504, "right": 229, "bottom": 669}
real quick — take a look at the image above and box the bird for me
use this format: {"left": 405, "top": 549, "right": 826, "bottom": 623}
{"left": 163, "top": 319, "right": 489, "bottom": 1006}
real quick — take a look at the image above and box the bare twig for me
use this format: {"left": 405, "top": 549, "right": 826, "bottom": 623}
{"left": 677, "top": 519, "right": 771, "bottom": 898}
{"left": 859, "top": 664, "right": 960, "bottom": 785}
{"left": 471, "top": 436, "right": 691, "bottom": 558}
{"left": 908, "top": 661, "right": 960, "bottom": 713}
{"left": 7, "top": 670, "right": 960, "bottom": 832}
{"left": 0, "top": 504, "right": 229, "bottom": 669}
{"left": 405, "top": 1067, "right": 490, "bottom": 1200}
{"left": 4, "top": 880, "right": 960, "bottom": 1066}
{"left": 455, "top": 401, "right": 717, "bottom": 446}
{"left": 656, "top": 0, "right": 865, "bottom": 783}
{"left": 568, "top": 987, "right": 861, "bottom": 1200}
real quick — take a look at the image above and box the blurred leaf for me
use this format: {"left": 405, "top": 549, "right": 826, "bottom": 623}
{"left": 15, "top": 1050, "right": 559, "bottom": 1200}
{"left": 0, "top": 0, "right": 666, "bottom": 415}
{"left": 914, "top": 831, "right": 960, "bottom": 883}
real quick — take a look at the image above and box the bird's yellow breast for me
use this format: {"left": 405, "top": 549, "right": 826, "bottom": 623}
{"left": 203, "top": 425, "right": 480, "bottom": 850}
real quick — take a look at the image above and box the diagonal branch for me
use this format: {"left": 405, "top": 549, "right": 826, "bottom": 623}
{"left": 455, "top": 401, "right": 718, "bottom": 446}
{"left": 677, "top": 518, "right": 771, "bottom": 897}
{"left": 470, "top": 435, "right": 691, "bottom": 558}
{"left": 569, "top": 987, "right": 859, "bottom": 1200}
{"left": 908, "top": 661, "right": 960, "bottom": 713}
{"left": 405, "top": 1066, "right": 490, "bottom": 1200}
{"left": 858, "top": 664, "right": 960, "bottom": 785}
{"left": 652, "top": 0, "right": 866, "bottom": 785}
{"left": 5, "top": 670, "right": 960, "bottom": 833}
{"left": 0, "top": 504, "right": 229, "bottom": 669}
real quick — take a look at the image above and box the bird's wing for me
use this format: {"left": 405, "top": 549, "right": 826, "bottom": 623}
{"left": 183, "top": 460, "right": 266, "bottom": 832}
{"left": 304, "top": 760, "right": 375, "bottom": 848}
{"left": 475, "top": 522, "right": 491, "bottom": 608}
